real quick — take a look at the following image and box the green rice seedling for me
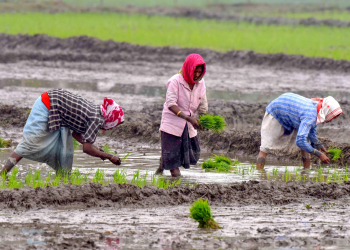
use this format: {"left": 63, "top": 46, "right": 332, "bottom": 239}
{"left": 305, "top": 204, "right": 312, "bottom": 210}
{"left": 0, "top": 138, "right": 11, "bottom": 148}
{"left": 31, "top": 169, "right": 48, "bottom": 188}
{"left": 189, "top": 198, "right": 221, "bottom": 229}
{"left": 213, "top": 154, "right": 232, "bottom": 165}
{"left": 328, "top": 148, "right": 343, "bottom": 161}
{"left": 272, "top": 168, "right": 278, "bottom": 176}
{"left": 202, "top": 154, "right": 237, "bottom": 173}
{"left": 0, "top": 172, "right": 7, "bottom": 189}
{"left": 103, "top": 144, "right": 112, "bottom": 154}
{"left": 73, "top": 138, "right": 80, "bottom": 150}
{"left": 24, "top": 170, "right": 34, "bottom": 186}
{"left": 8, "top": 167, "right": 22, "bottom": 189}
{"left": 131, "top": 170, "right": 140, "bottom": 185}
{"left": 212, "top": 115, "right": 226, "bottom": 133}
{"left": 198, "top": 114, "right": 215, "bottom": 130}
{"left": 112, "top": 169, "right": 127, "bottom": 184}
{"left": 121, "top": 152, "right": 131, "bottom": 161}
{"left": 135, "top": 171, "right": 148, "bottom": 188}
{"left": 45, "top": 172, "right": 52, "bottom": 185}
{"left": 202, "top": 158, "right": 217, "bottom": 170}
{"left": 170, "top": 178, "right": 182, "bottom": 187}
{"left": 92, "top": 169, "right": 105, "bottom": 184}
{"left": 52, "top": 172, "right": 62, "bottom": 187}
{"left": 70, "top": 169, "right": 86, "bottom": 185}
{"left": 216, "top": 162, "right": 232, "bottom": 173}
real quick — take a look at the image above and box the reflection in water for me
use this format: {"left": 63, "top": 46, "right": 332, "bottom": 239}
{"left": 1, "top": 78, "right": 349, "bottom": 103}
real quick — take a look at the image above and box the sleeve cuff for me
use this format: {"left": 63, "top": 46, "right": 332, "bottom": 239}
{"left": 312, "top": 150, "right": 322, "bottom": 157}
{"left": 311, "top": 142, "right": 324, "bottom": 150}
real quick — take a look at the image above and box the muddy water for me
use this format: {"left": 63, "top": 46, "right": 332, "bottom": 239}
{"left": 2, "top": 78, "right": 350, "bottom": 105}
{"left": 1, "top": 34, "right": 350, "bottom": 249}
{"left": 1, "top": 147, "right": 348, "bottom": 187}
{"left": 1, "top": 202, "right": 350, "bottom": 249}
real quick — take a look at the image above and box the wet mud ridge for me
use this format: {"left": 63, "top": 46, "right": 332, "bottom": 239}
{"left": 1, "top": 34, "right": 350, "bottom": 72}
{"left": 2, "top": 181, "right": 350, "bottom": 210}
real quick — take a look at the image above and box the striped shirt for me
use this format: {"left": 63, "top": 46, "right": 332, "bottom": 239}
{"left": 47, "top": 89, "right": 104, "bottom": 143}
{"left": 266, "top": 93, "right": 323, "bottom": 155}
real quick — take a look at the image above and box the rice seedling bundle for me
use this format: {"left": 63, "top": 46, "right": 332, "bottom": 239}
{"left": 202, "top": 154, "right": 239, "bottom": 172}
{"left": 328, "top": 148, "right": 343, "bottom": 161}
{"left": 198, "top": 114, "right": 226, "bottom": 132}
{"left": 189, "top": 198, "right": 221, "bottom": 229}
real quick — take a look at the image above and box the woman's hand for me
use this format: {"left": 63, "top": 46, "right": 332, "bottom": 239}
{"left": 320, "top": 147, "right": 327, "bottom": 153}
{"left": 320, "top": 153, "right": 330, "bottom": 164}
{"left": 110, "top": 156, "right": 121, "bottom": 165}
{"left": 186, "top": 117, "right": 200, "bottom": 129}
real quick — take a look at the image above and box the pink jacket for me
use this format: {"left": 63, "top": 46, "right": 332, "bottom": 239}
{"left": 160, "top": 73, "right": 208, "bottom": 138}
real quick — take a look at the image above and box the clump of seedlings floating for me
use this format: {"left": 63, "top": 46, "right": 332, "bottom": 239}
{"left": 189, "top": 198, "right": 221, "bottom": 229}
{"left": 198, "top": 114, "right": 226, "bottom": 132}
{"left": 0, "top": 167, "right": 190, "bottom": 190}
{"left": 202, "top": 154, "right": 240, "bottom": 173}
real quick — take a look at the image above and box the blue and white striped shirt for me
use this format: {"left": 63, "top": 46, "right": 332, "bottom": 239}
{"left": 266, "top": 93, "right": 323, "bottom": 155}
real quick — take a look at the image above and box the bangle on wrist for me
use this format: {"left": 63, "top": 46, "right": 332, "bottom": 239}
{"left": 110, "top": 155, "right": 115, "bottom": 161}
{"left": 177, "top": 110, "right": 182, "bottom": 116}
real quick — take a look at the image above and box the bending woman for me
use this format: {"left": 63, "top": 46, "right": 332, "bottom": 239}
{"left": 0, "top": 89, "right": 124, "bottom": 175}
{"left": 156, "top": 54, "right": 208, "bottom": 177}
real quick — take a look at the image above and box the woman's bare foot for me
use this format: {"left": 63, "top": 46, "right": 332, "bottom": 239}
{"left": 155, "top": 158, "right": 164, "bottom": 175}
{"left": 170, "top": 167, "right": 181, "bottom": 177}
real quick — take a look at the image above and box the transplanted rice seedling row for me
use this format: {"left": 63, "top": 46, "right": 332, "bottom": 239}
{"left": 266, "top": 165, "right": 350, "bottom": 183}
{"left": 0, "top": 167, "right": 189, "bottom": 190}
{"left": 0, "top": 13, "right": 349, "bottom": 60}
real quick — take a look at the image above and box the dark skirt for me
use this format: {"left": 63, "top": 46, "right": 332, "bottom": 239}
{"left": 161, "top": 124, "right": 200, "bottom": 170}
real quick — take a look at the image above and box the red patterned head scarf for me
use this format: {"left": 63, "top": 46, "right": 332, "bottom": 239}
{"left": 180, "top": 54, "right": 206, "bottom": 84}
{"left": 311, "top": 97, "right": 342, "bottom": 124}
{"left": 101, "top": 98, "right": 124, "bottom": 130}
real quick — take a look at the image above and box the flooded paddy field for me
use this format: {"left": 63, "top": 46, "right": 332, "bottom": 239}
{"left": 1, "top": 34, "right": 350, "bottom": 249}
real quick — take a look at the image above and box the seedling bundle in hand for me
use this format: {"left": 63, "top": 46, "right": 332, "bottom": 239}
{"left": 189, "top": 198, "right": 221, "bottom": 229}
{"left": 198, "top": 114, "right": 226, "bottom": 132}
{"left": 328, "top": 148, "right": 343, "bottom": 161}
{"left": 202, "top": 154, "right": 240, "bottom": 172}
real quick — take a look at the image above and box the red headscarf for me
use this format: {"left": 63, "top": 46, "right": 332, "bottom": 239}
{"left": 181, "top": 54, "right": 206, "bottom": 84}
{"left": 101, "top": 97, "right": 124, "bottom": 130}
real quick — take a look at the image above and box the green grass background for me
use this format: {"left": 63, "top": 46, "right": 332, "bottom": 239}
{"left": 0, "top": 12, "right": 349, "bottom": 60}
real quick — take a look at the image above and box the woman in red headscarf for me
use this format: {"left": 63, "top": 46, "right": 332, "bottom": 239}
{"left": 156, "top": 54, "right": 208, "bottom": 177}
{"left": 0, "top": 89, "right": 124, "bottom": 176}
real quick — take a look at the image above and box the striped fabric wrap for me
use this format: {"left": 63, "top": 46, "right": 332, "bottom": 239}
{"left": 311, "top": 97, "right": 343, "bottom": 124}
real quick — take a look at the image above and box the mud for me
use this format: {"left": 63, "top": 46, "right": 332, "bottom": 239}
{"left": 1, "top": 34, "right": 350, "bottom": 73}
{"left": 2, "top": 201, "right": 350, "bottom": 249}
{"left": 2, "top": 180, "right": 350, "bottom": 211}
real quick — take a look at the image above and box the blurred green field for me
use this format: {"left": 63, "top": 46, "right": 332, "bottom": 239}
{"left": 256, "top": 10, "right": 350, "bottom": 21}
{"left": 0, "top": 12, "right": 349, "bottom": 60}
